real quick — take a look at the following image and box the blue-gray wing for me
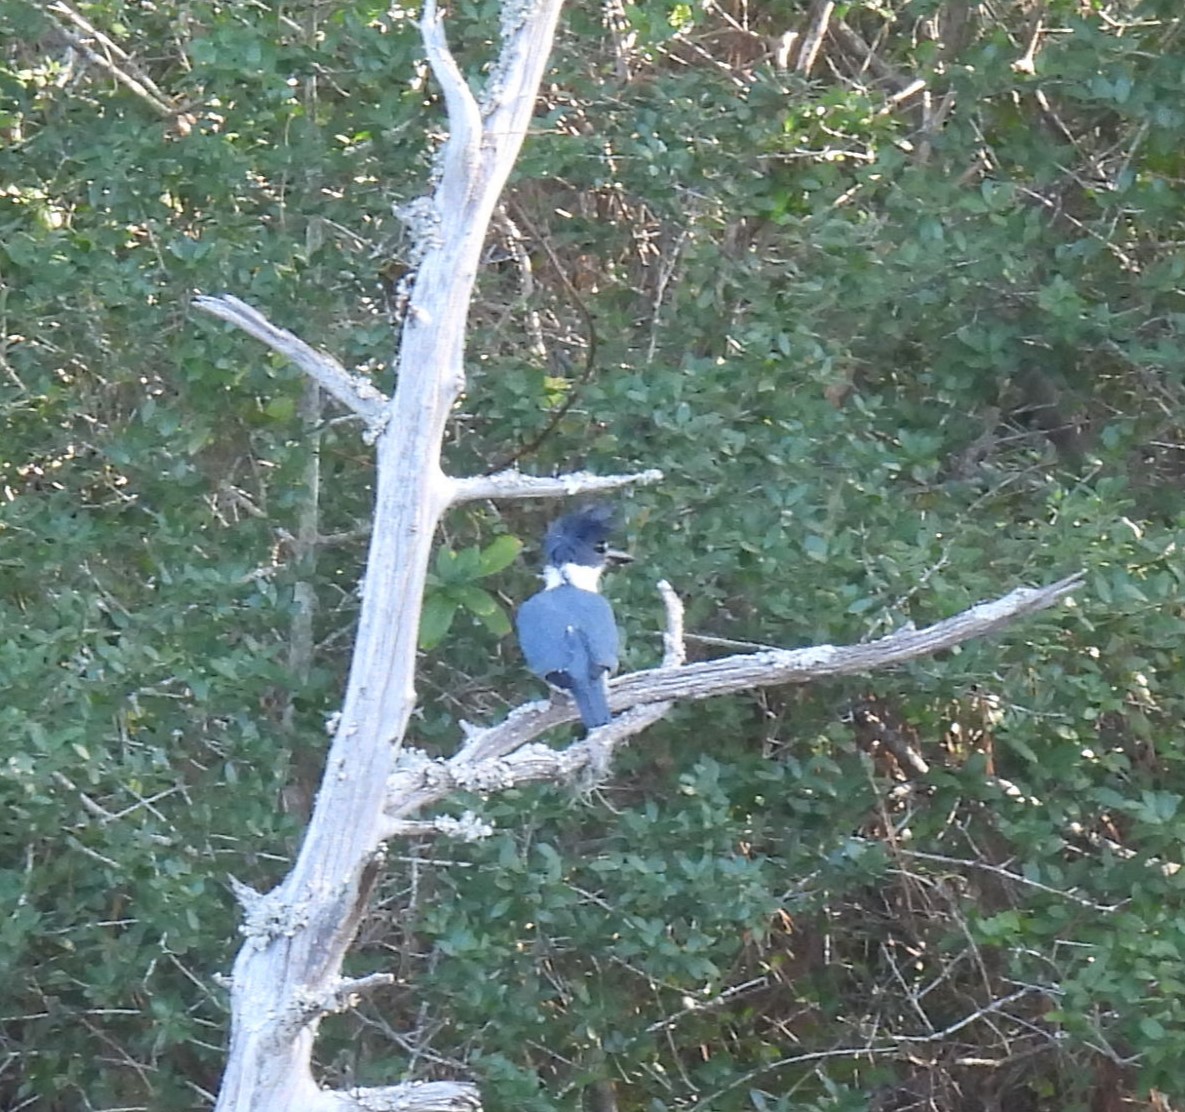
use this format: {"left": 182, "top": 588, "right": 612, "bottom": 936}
{"left": 516, "top": 585, "right": 619, "bottom": 678}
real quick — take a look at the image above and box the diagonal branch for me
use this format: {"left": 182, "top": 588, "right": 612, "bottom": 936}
{"left": 381, "top": 573, "right": 1084, "bottom": 828}
{"left": 193, "top": 295, "right": 389, "bottom": 426}
{"left": 612, "top": 572, "right": 1083, "bottom": 707}
{"left": 48, "top": 0, "right": 178, "bottom": 117}
{"left": 796, "top": 0, "right": 835, "bottom": 75}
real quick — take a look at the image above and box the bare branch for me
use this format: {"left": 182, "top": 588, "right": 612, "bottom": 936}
{"left": 273, "top": 973, "right": 399, "bottom": 1034}
{"left": 827, "top": 18, "right": 896, "bottom": 83}
{"left": 321, "top": 1080, "right": 482, "bottom": 1111}
{"left": 685, "top": 987, "right": 1057, "bottom": 1112}
{"left": 449, "top": 468, "right": 663, "bottom": 505}
{"left": 875, "top": 77, "right": 928, "bottom": 117}
{"left": 657, "top": 579, "right": 687, "bottom": 667}
{"left": 193, "top": 295, "right": 389, "bottom": 426}
{"left": 892, "top": 847, "right": 1123, "bottom": 913}
{"left": 850, "top": 696, "right": 931, "bottom": 777}
{"left": 47, "top": 1, "right": 177, "bottom": 117}
{"left": 50, "top": 0, "right": 138, "bottom": 64}
{"left": 891, "top": 987, "right": 1039, "bottom": 1044}
{"left": 420, "top": 0, "right": 481, "bottom": 200}
{"left": 482, "top": 0, "right": 568, "bottom": 136}
{"left": 796, "top": 1, "right": 835, "bottom": 75}
{"left": 1012, "top": 4, "right": 1047, "bottom": 75}
{"left": 382, "top": 702, "right": 672, "bottom": 835}
{"left": 645, "top": 976, "right": 770, "bottom": 1034}
{"left": 385, "top": 812, "right": 495, "bottom": 841}
{"left": 325, "top": 972, "right": 397, "bottom": 1013}
{"left": 611, "top": 573, "right": 1083, "bottom": 709}
{"left": 381, "top": 573, "right": 1082, "bottom": 827}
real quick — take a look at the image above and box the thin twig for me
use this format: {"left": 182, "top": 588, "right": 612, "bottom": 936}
{"left": 893, "top": 847, "right": 1125, "bottom": 912}
{"left": 48, "top": 1, "right": 177, "bottom": 116}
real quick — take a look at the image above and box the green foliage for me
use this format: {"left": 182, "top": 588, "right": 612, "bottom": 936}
{"left": 6, "top": 0, "right": 1185, "bottom": 1109}
{"left": 420, "top": 534, "right": 523, "bottom": 648}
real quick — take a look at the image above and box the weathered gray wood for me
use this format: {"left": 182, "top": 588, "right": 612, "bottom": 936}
{"left": 194, "top": 0, "right": 1087, "bottom": 1100}
{"left": 379, "top": 573, "right": 1084, "bottom": 827}
{"left": 202, "top": 0, "right": 571, "bottom": 1106}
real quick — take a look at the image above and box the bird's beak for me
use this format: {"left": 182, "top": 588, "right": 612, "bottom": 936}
{"left": 605, "top": 547, "right": 633, "bottom": 567}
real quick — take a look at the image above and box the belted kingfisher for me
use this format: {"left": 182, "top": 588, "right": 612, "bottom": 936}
{"left": 515, "top": 505, "right": 630, "bottom": 730}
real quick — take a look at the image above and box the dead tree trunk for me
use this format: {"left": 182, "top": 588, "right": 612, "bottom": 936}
{"left": 200, "top": 0, "right": 590, "bottom": 1106}
{"left": 194, "top": 0, "right": 1084, "bottom": 1106}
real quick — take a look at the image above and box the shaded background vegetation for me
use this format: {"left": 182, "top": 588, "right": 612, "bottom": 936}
{"left": 4, "top": 0, "right": 1185, "bottom": 1109}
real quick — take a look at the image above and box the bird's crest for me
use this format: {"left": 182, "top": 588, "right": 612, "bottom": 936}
{"left": 542, "top": 504, "right": 615, "bottom": 567}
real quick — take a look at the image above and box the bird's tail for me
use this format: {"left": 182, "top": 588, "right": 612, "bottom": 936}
{"left": 571, "top": 674, "right": 611, "bottom": 730}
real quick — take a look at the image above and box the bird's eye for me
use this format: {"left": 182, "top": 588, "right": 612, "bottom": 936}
{"left": 594, "top": 541, "right": 608, "bottom": 554}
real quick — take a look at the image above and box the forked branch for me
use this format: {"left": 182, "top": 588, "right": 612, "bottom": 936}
{"left": 381, "top": 573, "right": 1084, "bottom": 827}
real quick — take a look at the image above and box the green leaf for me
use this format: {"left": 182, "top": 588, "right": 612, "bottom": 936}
{"left": 434, "top": 547, "right": 459, "bottom": 583}
{"left": 264, "top": 396, "right": 296, "bottom": 422}
{"left": 418, "top": 596, "right": 458, "bottom": 649}
{"left": 453, "top": 545, "right": 483, "bottom": 580}
{"left": 1141, "top": 1016, "right": 1166, "bottom": 1041}
{"left": 803, "top": 533, "right": 829, "bottom": 562}
{"left": 478, "top": 534, "right": 524, "bottom": 576}
{"left": 451, "top": 585, "right": 499, "bottom": 618}
{"left": 475, "top": 604, "right": 513, "bottom": 638}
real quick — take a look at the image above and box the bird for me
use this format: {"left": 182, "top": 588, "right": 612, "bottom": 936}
{"left": 515, "top": 505, "right": 630, "bottom": 730}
